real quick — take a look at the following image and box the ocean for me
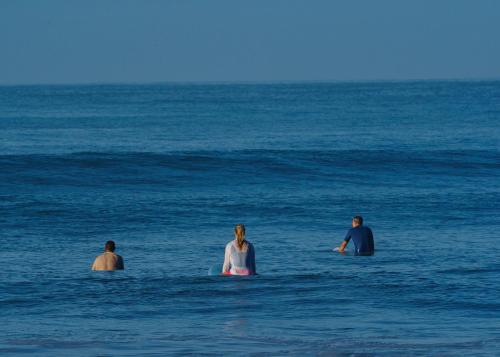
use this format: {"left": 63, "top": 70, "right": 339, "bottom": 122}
{"left": 0, "top": 81, "right": 499, "bottom": 356}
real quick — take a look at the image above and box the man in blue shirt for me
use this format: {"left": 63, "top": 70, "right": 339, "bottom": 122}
{"left": 337, "top": 216, "right": 374, "bottom": 255}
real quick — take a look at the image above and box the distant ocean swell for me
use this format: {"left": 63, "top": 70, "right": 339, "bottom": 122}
{"left": 1, "top": 149, "right": 498, "bottom": 181}
{"left": 1, "top": 148, "right": 497, "bottom": 232}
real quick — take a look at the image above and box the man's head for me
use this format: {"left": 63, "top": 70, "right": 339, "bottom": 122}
{"left": 104, "top": 240, "right": 116, "bottom": 252}
{"left": 352, "top": 216, "right": 363, "bottom": 227}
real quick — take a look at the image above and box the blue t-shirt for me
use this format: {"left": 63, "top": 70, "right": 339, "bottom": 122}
{"left": 344, "top": 226, "right": 375, "bottom": 255}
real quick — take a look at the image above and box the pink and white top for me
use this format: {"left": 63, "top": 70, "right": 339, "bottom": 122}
{"left": 222, "top": 240, "right": 256, "bottom": 276}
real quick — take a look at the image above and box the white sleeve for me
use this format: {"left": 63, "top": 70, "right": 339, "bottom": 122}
{"left": 222, "top": 243, "right": 231, "bottom": 273}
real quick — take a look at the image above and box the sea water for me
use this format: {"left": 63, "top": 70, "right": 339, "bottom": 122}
{"left": 0, "top": 81, "right": 499, "bottom": 356}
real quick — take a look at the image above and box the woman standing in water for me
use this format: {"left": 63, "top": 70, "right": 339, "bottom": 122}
{"left": 222, "top": 224, "right": 256, "bottom": 276}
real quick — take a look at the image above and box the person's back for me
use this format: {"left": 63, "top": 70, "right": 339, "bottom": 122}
{"left": 345, "top": 225, "right": 374, "bottom": 255}
{"left": 337, "top": 216, "right": 375, "bottom": 255}
{"left": 222, "top": 224, "right": 257, "bottom": 276}
{"left": 224, "top": 240, "right": 256, "bottom": 275}
{"left": 92, "top": 240, "right": 124, "bottom": 271}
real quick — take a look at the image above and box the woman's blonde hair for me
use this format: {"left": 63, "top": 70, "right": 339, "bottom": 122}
{"left": 234, "top": 224, "right": 246, "bottom": 250}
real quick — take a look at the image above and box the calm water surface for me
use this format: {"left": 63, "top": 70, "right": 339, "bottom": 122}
{"left": 1, "top": 81, "right": 499, "bottom": 356}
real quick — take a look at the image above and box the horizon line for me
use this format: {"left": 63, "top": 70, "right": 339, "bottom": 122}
{"left": 1, "top": 76, "right": 499, "bottom": 87}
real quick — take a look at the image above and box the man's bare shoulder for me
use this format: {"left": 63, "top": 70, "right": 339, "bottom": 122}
{"left": 92, "top": 252, "right": 124, "bottom": 271}
{"left": 91, "top": 254, "right": 106, "bottom": 270}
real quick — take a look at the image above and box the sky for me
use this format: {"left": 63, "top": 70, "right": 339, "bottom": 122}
{"left": 0, "top": 0, "right": 499, "bottom": 84}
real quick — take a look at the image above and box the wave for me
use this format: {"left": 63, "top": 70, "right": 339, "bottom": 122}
{"left": 1, "top": 148, "right": 498, "bottom": 172}
{"left": 0, "top": 149, "right": 497, "bottom": 199}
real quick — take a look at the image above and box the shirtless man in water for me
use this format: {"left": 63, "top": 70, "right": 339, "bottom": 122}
{"left": 91, "top": 240, "right": 124, "bottom": 271}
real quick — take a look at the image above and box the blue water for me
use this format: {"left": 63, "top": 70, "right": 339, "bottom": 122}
{"left": 1, "top": 81, "right": 499, "bottom": 356}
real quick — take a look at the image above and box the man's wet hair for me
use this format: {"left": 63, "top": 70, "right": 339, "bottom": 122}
{"left": 353, "top": 216, "right": 363, "bottom": 225}
{"left": 105, "top": 240, "right": 116, "bottom": 252}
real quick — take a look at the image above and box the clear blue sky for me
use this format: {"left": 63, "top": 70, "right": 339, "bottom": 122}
{"left": 1, "top": 0, "right": 499, "bottom": 84}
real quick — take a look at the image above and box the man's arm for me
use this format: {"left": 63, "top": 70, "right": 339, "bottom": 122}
{"left": 337, "top": 230, "right": 351, "bottom": 252}
{"left": 338, "top": 240, "right": 348, "bottom": 252}
{"left": 91, "top": 256, "right": 101, "bottom": 270}
{"left": 117, "top": 255, "right": 124, "bottom": 270}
